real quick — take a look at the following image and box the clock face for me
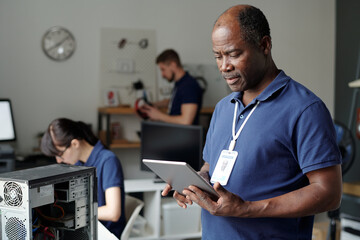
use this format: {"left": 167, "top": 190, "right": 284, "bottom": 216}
{"left": 42, "top": 26, "right": 76, "bottom": 61}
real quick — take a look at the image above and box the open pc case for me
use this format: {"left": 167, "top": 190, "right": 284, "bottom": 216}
{"left": 0, "top": 164, "right": 97, "bottom": 240}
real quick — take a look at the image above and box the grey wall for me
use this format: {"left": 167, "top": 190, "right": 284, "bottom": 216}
{"left": 0, "top": 0, "right": 336, "bottom": 166}
{"left": 335, "top": 0, "right": 360, "bottom": 182}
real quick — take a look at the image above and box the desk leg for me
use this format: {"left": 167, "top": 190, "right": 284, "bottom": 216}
{"left": 98, "top": 112, "right": 102, "bottom": 135}
{"left": 143, "top": 190, "right": 161, "bottom": 238}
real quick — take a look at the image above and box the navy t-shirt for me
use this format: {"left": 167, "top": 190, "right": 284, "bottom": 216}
{"left": 169, "top": 72, "right": 203, "bottom": 125}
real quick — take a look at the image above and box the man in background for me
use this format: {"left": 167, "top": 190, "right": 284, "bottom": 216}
{"left": 139, "top": 49, "right": 203, "bottom": 125}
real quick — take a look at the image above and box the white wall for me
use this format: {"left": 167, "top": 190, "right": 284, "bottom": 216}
{"left": 0, "top": 0, "right": 335, "bottom": 155}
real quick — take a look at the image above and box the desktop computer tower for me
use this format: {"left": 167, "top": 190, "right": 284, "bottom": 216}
{"left": 0, "top": 164, "right": 97, "bottom": 240}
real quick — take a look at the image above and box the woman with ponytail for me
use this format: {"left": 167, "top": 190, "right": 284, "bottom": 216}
{"left": 41, "top": 118, "right": 125, "bottom": 238}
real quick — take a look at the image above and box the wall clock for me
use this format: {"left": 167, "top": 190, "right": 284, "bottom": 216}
{"left": 42, "top": 26, "right": 76, "bottom": 61}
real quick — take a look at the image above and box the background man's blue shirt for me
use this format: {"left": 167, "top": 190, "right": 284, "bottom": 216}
{"left": 170, "top": 72, "right": 203, "bottom": 124}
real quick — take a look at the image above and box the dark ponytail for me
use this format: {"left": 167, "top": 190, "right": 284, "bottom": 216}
{"left": 76, "top": 121, "right": 98, "bottom": 145}
{"left": 41, "top": 118, "right": 98, "bottom": 157}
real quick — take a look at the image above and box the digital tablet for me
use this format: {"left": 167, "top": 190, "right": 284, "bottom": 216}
{"left": 142, "top": 159, "right": 219, "bottom": 197}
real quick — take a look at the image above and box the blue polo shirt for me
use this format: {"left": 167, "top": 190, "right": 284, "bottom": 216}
{"left": 76, "top": 141, "right": 125, "bottom": 238}
{"left": 170, "top": 72, "right": 203, "bottom": 125}
{"left": 202, "top": 71, "right": 341, "bottom": 240}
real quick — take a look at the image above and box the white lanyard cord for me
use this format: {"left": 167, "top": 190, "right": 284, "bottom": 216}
{"left": 229, "top": 100, "right": 260, "bottom": 151}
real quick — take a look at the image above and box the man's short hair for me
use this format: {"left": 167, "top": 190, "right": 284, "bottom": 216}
{"left": 237, "top": 6, "right": 271, "bottom": 46}
{"left": 156, "top": 49, "right": 182, "bottom": 67}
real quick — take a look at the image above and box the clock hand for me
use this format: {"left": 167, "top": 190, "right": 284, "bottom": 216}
{"left": 47, "top": 35, "right": 71, "bottom": 52}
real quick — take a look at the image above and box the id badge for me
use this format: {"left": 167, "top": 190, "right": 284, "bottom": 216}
{"left": 210, "top": 150, "right": 238, "bottom": 185}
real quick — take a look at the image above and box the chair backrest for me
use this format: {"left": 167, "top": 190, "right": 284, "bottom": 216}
{"left": 121, "top": 195, "right": 144, "bottom": 240}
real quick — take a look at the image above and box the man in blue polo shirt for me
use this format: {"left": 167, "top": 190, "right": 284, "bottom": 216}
{"left": 162, "top": 4, "right": 342, "bottom": 240}
{"left": 139, "top": 49, "right": 203, "bottom": 125}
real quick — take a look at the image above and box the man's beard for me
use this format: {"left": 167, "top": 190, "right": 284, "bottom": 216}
{"left": 166, "top": 72, "right": 175, "bottom": 82}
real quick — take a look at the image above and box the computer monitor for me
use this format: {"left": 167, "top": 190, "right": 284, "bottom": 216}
{"left": 0, "top": 99, "right": 16, "bottom": 142}
{"left": 140, "top": 121, "right": 203, "bottom": 172}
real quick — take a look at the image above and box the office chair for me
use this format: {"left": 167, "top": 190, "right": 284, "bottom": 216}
{"left": 121, "top": 195, "right": 145, "bottom": 240}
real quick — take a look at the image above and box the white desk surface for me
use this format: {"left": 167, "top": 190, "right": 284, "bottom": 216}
{"left": 98, "top": 221, "right": 118, "bottom": 240}
{"left": 124, "top": 178, "right": 167, "bottom": 193}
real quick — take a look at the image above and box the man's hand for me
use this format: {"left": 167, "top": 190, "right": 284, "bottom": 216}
{"left": 161, "top": 184, "right": 173, "bottom": 197}
{"left": 184, "top": 182, "right": 248, "bottom": 217}
{"left": 161, "top": 184, "right": 194, "bottom": 208}
{"left": 139, "top": 105, "right": 164, "bottom": 121}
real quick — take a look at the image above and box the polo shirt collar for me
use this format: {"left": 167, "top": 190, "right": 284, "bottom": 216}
{"left": 85, "top": 140, "right": 103, "bottom": 166}
{"left": 230, "top": 70, "right": 289, "bottom": 104}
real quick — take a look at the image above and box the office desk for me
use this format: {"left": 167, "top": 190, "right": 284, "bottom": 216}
{"left": 124, "top": 179, "right": 202, "bottom": 240}
{"left": 125, "top": 179, "right": 166, "bottom": 240}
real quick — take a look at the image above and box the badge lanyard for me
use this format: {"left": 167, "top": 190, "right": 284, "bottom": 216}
{"left": 229, "top": 100, "right": 260, "bottom": 151}
{"left": 210, "top": 100, "right": 260, "bottom": 185}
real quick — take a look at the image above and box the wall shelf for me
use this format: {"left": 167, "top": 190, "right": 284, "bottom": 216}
{"left": 110, "top": 139, "right": 141, "bottom": 149}
{"left": 98, "top": 106, "right": 214, "bottom": 149}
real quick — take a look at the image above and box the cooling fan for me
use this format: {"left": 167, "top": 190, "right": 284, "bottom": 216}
{"left": 3, "top": 181, "right": 23, "bottom": 207}
{"left": 333, "top": 120, "right": 356, "bottom": 175}
{"left": 4, "top": 215, "right": 27, "bottom": 240}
